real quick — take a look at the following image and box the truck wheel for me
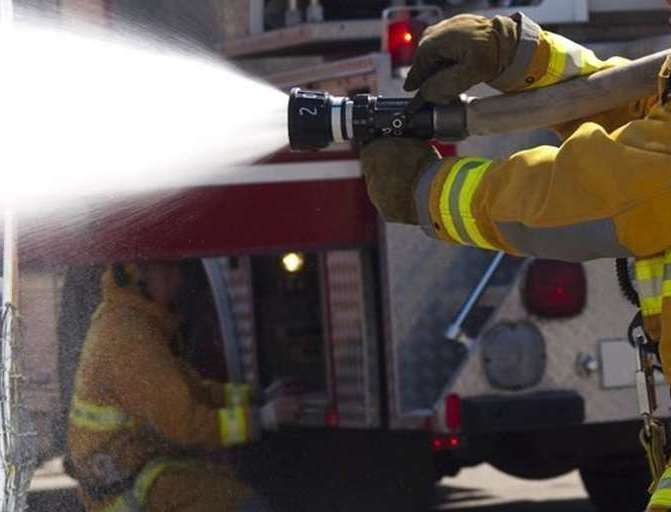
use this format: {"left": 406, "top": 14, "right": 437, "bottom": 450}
{"left": 490, "top": 458, "right": 573, "bottom": 480}
{"left": 579, "top": 462, "right": 650, "bottom": 512}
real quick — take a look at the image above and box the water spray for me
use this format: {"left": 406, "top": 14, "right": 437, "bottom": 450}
{"left": 288, "top": 49, "right": 671, "bottom": 151}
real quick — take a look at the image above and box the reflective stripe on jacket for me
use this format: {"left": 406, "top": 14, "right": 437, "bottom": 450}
{"left": 490, "top": 13, "right": 627, "bottom": 92}
{"left": 70, "top": 397, "right": 135, "bottom": 433}
{"left": 71, "top": 392, "right": 254, "bottom": 447}
{"left": 99, "top": 458, "right": 194, "bottom": 512}
{"left": 650, "top": 465, "right": 671, "bottom": 510}
{"left": 634, "top": 255, "right": 670, "bottom": 318}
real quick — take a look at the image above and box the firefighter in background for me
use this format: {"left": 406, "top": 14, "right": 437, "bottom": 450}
{"left": 361, "top": 9, "right": 671, "bottom": 512}
{"left": 67, "top": 262, "right": 302, "bottom": 511}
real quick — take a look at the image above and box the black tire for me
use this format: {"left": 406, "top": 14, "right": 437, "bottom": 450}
{"left": 484, "top": 431, "right": 577, "bottom": 480}
{"left": 490, "top": 458, "right": 574, "bottom": 480}
{"left": 579, "top": 461, "right": 650, "bottom": 512}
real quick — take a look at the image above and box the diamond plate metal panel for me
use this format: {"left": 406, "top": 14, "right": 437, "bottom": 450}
{"left": 382, "top": 223, "right": 518, "bottom": 428}
{"left": 325, "top": 250, "right": 380, "bottom": 428}
{"left": 224, "top": 257, "right": 260, "bottom": 386}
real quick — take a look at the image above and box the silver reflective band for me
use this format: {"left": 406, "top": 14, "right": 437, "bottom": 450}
{"left": 331, "top": 96, "right": 345, "bottom": 143}
{"left": 497, "top": 218, "right": 632, "bottom": 262}
{"left": 488, "top": 12, "right": 541, "bottom": 91}
{"left": 657, "top": 478, "right": 671, "bottom": 491}
{"left": 415, "top": 159, "right": 443, "bottom": 239}
{"left": 345, "top": 99, "right": 354, "bottom": 140}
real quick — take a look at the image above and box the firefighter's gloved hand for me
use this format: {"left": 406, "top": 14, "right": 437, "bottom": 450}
{"left": 404, "top": 14, "right": 519, "bottom": 107}
{"left": 360, "top": 138, "right": 440, "bottom": 225}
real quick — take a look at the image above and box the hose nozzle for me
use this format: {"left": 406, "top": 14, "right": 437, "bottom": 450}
{"left": 288, "top": 87, "right": 467, "bottom": 151}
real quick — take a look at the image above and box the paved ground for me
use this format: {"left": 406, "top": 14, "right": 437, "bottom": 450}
{"left": 27, "top": 461, "right": 595, "bottom": 511}
{"left": 435, "top": 465, "right": 595, "bottom": 511}
{"left": 27, "top": 461, "right": 78, "bottom": 511}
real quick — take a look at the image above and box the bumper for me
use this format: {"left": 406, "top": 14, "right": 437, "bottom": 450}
{"left": 460, "top": 390, "right": 585, "bottom": 435}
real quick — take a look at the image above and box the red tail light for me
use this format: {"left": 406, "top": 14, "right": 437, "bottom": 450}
{"left": 524, "top": 259, "right": 586, "bottom": 318}
{"left": 325, "top": 404, "right": 339, "bottom": 428}
{"left": 445, "top": 393, "right": 462, "bottom": 432}
{"left": 431, "top": 434, "right": 460, "bottom": 452}
{"left": 386, "top": 19, "right": 426, "bottom": 68}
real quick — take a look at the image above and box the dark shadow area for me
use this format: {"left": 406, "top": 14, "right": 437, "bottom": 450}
{"left": 433, "top": 499, "right": 594, "bottom": 512}
{"left": 27, "top": 488, "right": 83, "bottom": 512}
{"left": 434, "top": 483, "right": 493, "bottom": 505}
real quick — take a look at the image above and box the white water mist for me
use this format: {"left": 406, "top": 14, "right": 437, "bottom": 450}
{"left": 0, "top": 15, "right": 287, "bottom": 207}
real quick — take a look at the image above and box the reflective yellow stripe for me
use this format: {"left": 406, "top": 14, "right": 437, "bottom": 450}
{"left": 101, "top": 458, "right": 196, "bottom": 512}
{"left": 582, "top": 55, "right": 628, "bottom": 76}
{"left": 100, "top": 498, "right": 131, "bottom": 512}
{"left": 438, "top": 160, "right": 468, "bottom": 244}
{"left": 69, "top": 397, "right": 133, "bottom": 432}
{"left": 225, "top": 383, "right": 251, "bottom": 407}
{"left": 529, "top": 32, "right": 628, "bottom": 91}
{"left": 218, "top": 406, "right": 250, "bottom": 446}
{"left": 579, "top": 49, "right": 602, "bottom": 75}
{"left": 439, "top": 158, "right": 494, "bottom": 249}
{"left": 641, "top": 296, "right": 663, "bottom": 317}
{"left": 634, "top": 256, "right": 665, "bottom": 316}
{"left": 633, "top": 252, "right": 671, "bottom": 317}
{"left": 458, "top": 160, "right": 496, "bottom": 251}
{"left": 636, "top": 257, "right": 664, "bottom": 281}
{"left": 532, "top": 32, "right": 614, "bottom": 89}
{"left": 534, "top": 33, "right": 568, "bottom": 88}
{"left": 661, "top": 250, "right": 671, "bottom": 299}
{"left": 650, "top": 467, "right": 671, "bottom": 507}
{"left": 133, "top": 460, "right": 170, "bottom": 505}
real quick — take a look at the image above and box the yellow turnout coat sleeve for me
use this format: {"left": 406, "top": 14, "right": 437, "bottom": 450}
{"left": 105, "top": 312, "right": 255, "bottom": 448}
{"left": 416, "top": 14, "right": 671, "bottom": 262}
{"left": 181, "top": 363, "right": 253, "bottom": 409}
{"left": 490, "top": 13, "right": 656, "bottom": 136}
{"left": 416, "top": 100, "right": 671, "bottom": 261}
